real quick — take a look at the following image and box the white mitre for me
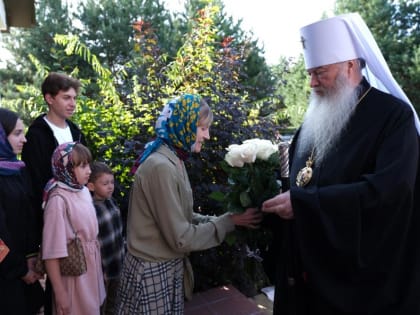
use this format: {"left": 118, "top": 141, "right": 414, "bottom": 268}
{"left": 299, "top": 13, "right": 420, "bottom": 133}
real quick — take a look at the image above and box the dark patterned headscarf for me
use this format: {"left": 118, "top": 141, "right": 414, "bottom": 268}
{"left": 0, "top": 123, "right": 25, "bottom": 176}
{"left": 135, "top": 94, "right": 202, "bottom": 167}
{"left": 43, "top": 142, "right": 83, "bottom": 206}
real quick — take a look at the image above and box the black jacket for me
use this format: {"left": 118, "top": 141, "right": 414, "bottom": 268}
{"left": 21, "top": 114, "right": 86, "bottom": 238}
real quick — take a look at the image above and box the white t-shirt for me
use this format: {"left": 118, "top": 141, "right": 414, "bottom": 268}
{"left": 44, "top": 117, "right": 73, "bottom": 144}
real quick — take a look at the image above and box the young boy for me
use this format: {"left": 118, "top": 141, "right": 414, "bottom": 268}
{"left": 21, "top": 72, "right": 87, "bottom": 315}
{"left": 87, "top": 161, "right": 125, "bottom": 315}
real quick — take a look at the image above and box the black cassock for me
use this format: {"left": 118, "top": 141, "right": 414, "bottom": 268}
{"left": 0, "top": 169, "right": 43, "bottom": 315}
{"left": 272, "top": 79, "right": 420, "bottom": 315}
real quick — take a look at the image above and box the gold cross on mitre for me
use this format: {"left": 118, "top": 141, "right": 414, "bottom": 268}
{"left": 300, "top": 36, "right": 306, "bottom": 49}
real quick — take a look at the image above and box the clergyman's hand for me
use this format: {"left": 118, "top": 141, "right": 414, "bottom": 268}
{"left": 261, "top": 191, "right": 294, "bottom": 219}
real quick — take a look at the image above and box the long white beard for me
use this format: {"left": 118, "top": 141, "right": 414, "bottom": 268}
{"left": 297, "top": 74, "right": 361, "bottom": 165}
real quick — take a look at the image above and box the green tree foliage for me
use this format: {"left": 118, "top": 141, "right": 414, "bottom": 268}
{"left": 272, "top": 55, "right": 310, "bottom": 129}
{"left": 176, "top": 0, "right": 276, "bottom": 101}
{"left": 335, "top": 0, "right": 420, "bottom": 111}
{"left": 75, "top": 0, "right": 174, "bottom": 72}
{"left": 123, "top": 19, "right": 169, "bottom": 134}
{"left": 0, "top": 54, "right": 52, "bottom": 126}
{"left": 164, "top": 6, "right": 219, "bottom": 95}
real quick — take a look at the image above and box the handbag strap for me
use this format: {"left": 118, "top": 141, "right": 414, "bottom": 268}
{"left": 47, "top": 193, "right": 78, "bottom": 237}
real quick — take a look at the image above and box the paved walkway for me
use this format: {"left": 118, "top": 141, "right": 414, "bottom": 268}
{"left": 185, "top": 285, "right": 273, "bottom": 315}
{"left": 37, "top": 280, "right": 273, "bottom": 314}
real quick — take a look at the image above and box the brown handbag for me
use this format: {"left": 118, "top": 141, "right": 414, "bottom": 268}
{"left": 35, "top": 194, "right": 87, "bottom": 276}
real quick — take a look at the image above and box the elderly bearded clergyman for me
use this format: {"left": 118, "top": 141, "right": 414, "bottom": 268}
{"left": 262, "top": 13, "right": 420, "bottom": 315}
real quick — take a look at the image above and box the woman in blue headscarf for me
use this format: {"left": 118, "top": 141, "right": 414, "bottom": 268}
{"left": 115, "top": 94, "right": 262, "bottom": 314}
{"left": 0, "top": 108, "right": 44, "bottom": 314}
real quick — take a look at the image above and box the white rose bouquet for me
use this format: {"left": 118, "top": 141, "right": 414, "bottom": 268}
{"left": 213, "top": 138, "right": 281, "bottom": 213}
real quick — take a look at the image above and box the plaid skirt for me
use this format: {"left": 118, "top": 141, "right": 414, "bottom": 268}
{"left": 115, "top": 253, "right": 184, "bottom": 314}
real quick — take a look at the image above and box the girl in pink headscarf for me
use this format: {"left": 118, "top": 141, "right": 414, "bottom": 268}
{"left": 41, "top": 142, "right": 105, "bottom": 315}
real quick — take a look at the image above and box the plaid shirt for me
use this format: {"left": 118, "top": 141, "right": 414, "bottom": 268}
{"left": 93, "top": 198, "right": 125, "bottom": 279}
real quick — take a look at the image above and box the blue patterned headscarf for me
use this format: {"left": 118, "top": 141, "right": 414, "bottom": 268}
{"left": 43, "top": 142, "right": 83, "bottom": 206}
{"left": 137, "top": 94, "right": 202, "bottom": 165}
{"left": 0, "top": 123, "right": 25, "bottom": 176}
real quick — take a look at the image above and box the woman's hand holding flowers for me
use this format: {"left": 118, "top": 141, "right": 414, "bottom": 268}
{"left": 230, "top": 208, "right": 263, "bottom": 229}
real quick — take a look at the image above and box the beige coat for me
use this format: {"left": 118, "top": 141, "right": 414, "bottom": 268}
{"left": 126, "top": 145, "right": 235, "bottom": 298}
{"left": 127, "top": 145, "right": 234, "bottom": 260}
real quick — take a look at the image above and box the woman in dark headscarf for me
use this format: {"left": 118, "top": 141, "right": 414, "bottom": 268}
{"left": 0, "top": 108, "right": 44, "bottom": 314}
{"left": 115, "top": 94, "right": 262, "bottom": 314}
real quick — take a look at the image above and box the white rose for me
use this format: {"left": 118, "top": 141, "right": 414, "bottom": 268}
{"left": 224, "top": 142, "right": 258, "bottom": 167}
{"left": 225, "top": 144, "right": 245, "bottom": 167}
{"left": 243, "top": 138, "right": 278, "bottom": 160}
{"left": 239, "top": 142, "right": 258, "bottom": 164}
{"left": 256, "top": 140, "right": 278, "bottom": 160}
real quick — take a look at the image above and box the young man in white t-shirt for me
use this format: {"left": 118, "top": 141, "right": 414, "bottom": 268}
{"left": 21, "top": 72, "right": 87, "bottom": 315}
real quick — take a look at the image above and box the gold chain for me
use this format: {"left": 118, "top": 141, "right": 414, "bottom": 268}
{"left": 357, "top": 86, "right": 373, "bottom": 106}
